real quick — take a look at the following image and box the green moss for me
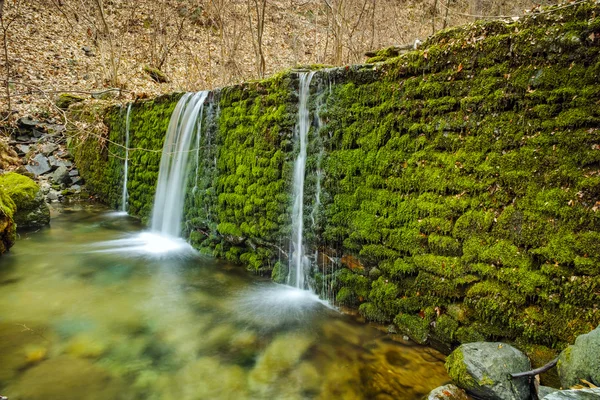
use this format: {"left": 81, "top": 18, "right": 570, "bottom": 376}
{"left": 445, "top": 347, "right": 478, "bottom": 389}
{"left": 394, "top": 313, "right": 430, "bottom": 344}
{"left": 0, "top": 172, "right": 39, "bottom": 206}
{"left": 0, "top": 173, "right": 49, "bottom": 230}
{"left": 56, "top": 93, "right": 86, "bottom": 109}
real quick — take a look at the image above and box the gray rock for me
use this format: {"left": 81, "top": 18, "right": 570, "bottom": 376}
{"left": 26, "top": 154, "right": 52, "bottom": 176}
{"left": 39, "top": 181, "right": 51, "bottom": 195}
{"left": 68, "top": 169, "right": 79, "bottom": 177}
{"left": 15, "top": 144, "right": 30, "bottom": 155}
{"left": 17, "top": 116, "right": 38, "bottom": 128}
{"left": 70, "top": 185, "right": 82, "bottom": 192}
{"left": 16, "top": 135, "right": 32, "bottom": 142}
{"left": 47, "top": 190, "right": 60, "bottom": 202}
{"left": 14, "top": 190, "right": 50, "bottom": 230}
{"left": 32, "top": 129, "right": 44, "bottom": 138}
{"left": 70, "top": 176, "right": 83, "bottom": 185}
{"left": 51, "top": 166, "right": 70, "bottom": 185}
{"left": 446, "top": 342, "right": 531, "bottom": 400}
{"left": 558, "top": 325, "right": 600, "bottom": 387}
{"left": 41, "top": 143, "right": 59, "bottom": 156}
{"left": 46, "top": 124, "right": 66, "bottom": 135}
{"left": 55, "top": 149, "right": 72, "bottom": 159}
{"left": 427, "top": 384, "right": 469, "bottom": 399}
{"left": 542, "top": 388, "right": 600, "bottom": 399}
{"left": 539, "top": 386, "right": 560, "bottom": 398}
{"left": 48, "top": 156, "right": 72, "bottom": 170}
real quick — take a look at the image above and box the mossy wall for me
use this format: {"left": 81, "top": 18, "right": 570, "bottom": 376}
{"left": 71, "top": 1, "right": 600, "bottom": 353}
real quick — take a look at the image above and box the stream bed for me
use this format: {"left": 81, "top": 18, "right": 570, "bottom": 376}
{"left": 0, "top": 204, "right": 449, "bottom": 400}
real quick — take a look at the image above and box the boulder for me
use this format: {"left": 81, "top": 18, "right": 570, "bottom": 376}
{"left": 427, "top": 384, "right": 470, "bottom": 400}
{"left": 0, "top": 172, "right": 50, "bottom": 230}
{"left": 446, "top": 342, "right": 531, "bottom": 400}
{"left": 542, "top": 388, "right": 600, "bottom": 399}
{"left": 51, "top": 165, "right": 71, "bottom": 185}
{"left": 557, "top": 325, "right": 600, "bottom": 387}
{"left": 26, "top": 153, "right": 52, "bottom": 176}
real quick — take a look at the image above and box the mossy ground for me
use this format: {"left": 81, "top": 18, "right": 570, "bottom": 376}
{"left": 70, "top": 0, "right": 600, "bottom": 350}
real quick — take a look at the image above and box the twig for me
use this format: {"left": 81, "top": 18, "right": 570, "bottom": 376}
{"left": 511, "top": 357, "right": 559, "bottom": 378}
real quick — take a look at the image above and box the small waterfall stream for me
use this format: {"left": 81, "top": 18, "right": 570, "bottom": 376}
{"left": 121, "top": 103, "right": 132, "bottom": 212}
{"left": 151, "top": 91, "right": 209, "bottom": 237}
{"left": 288, "top": 71, "right": 315, "bottom": 289}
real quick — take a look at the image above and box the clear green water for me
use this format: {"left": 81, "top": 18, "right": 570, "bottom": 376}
{"left": 0, "top": 205, "right": 449, "bottom": 400}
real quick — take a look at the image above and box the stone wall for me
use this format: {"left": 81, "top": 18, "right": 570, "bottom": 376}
{"left": 70, "top": 0, "right": 600, "bottom": 359}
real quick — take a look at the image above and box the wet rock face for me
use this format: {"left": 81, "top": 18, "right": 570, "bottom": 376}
{"left": 557, "top": 325, "right": 600, "bottom": 388}
{"left": 446, "top": 342, "right": 531, "bottom": 400}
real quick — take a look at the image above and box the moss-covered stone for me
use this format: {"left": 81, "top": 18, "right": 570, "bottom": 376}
{"left": 0, "top": 187, "right": 16, "bottom": 254}
{"left": 0, "top": 172, "right": 50, "bottom": 230}
{"left": 56, "top": 93, "right": 86, "bottom": 110}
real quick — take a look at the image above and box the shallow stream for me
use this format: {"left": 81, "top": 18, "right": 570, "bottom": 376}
{"left": 0, "top": 205, "right": 449, "bottom": 399}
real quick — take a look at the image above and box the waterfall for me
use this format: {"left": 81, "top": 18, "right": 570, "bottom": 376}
{"left": 288, "top": 71, "right": 315, "bottom": 289}
{"left": 151, "top": 91, "right": 209, "bottom": 237}
{"left": 121, "top": 103, "right": 132, "bottom": 212}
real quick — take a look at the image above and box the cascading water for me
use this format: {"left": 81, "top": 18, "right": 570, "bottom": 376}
{"left": 94, "top": 92, "right": 208, "bottom": 257}
{"left": 121, "top": 103, "right": 132, "bottom": 212}
{"left": 151, "top": 91, "right": 209, "bottom": 237}
{"left": 288, "top": 71, "right": 315, "bottom": 289}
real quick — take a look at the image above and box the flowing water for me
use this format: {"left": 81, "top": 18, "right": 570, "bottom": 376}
{"left": 121, "top": 103, "right": 132, "bottom": 213}
{"left": 151, "top": 91, "right": 209, "bottom": 236}
{"left": 288, "top": 72, "right": 315, "bottom": 290}
{"left": 0, "top": 205, "right": 449, "bottom": 400}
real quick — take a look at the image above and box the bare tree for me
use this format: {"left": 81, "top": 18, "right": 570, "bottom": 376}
{"left": 0, "top": 0, "right": 23, "bottom": 116}
{"left": 246, "top": 0, "right": 267, "bottom": 78}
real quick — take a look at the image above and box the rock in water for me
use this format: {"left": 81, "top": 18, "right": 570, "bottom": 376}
{"left": 25, "top": 153, "right": 52, "bottom": 176}
{"left": 445, "top": 342, "right": 531, "bottom": 400}
{"left": 557, "top": 325, "right": 600, "bottom": 388}
{"left": 427, "top": 384, "right": 469, "bottom": 399}
{"left": 4, "top": 356, "right": 126, "bottom": 400}
{"left": 542, "top": 388, "right": 600, "bottom": 399}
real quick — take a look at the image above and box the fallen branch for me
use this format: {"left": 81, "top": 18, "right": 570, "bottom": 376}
{"left": 511, "top": 357, "right": 559, "bottom": 379}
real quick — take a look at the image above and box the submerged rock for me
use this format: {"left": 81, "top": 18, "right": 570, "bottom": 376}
{"left": 159, "top": 356, "right": 249, "bottom": 400}
{"left": 427, "top": 384, "right": 470, "bottom": 399}
{"left": 362, "top": 339, "right": 448, "bottom": 399}
{"left": 446, "top": 342, "right": 531, "bottom": 400}
{"left": 248, "top": 332, "right": 314, "bottom": 395}
{"left": 5, "top": 355, "right": 126, "bottom": 400}
{"left": 0, "top": 322, "right": 49, "bottom": 385}
{"left": 0, "top": 172, "right": 50, "bottom": 230}
{"left": 557, "top": 325, "right": 600, "bottom": 388}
